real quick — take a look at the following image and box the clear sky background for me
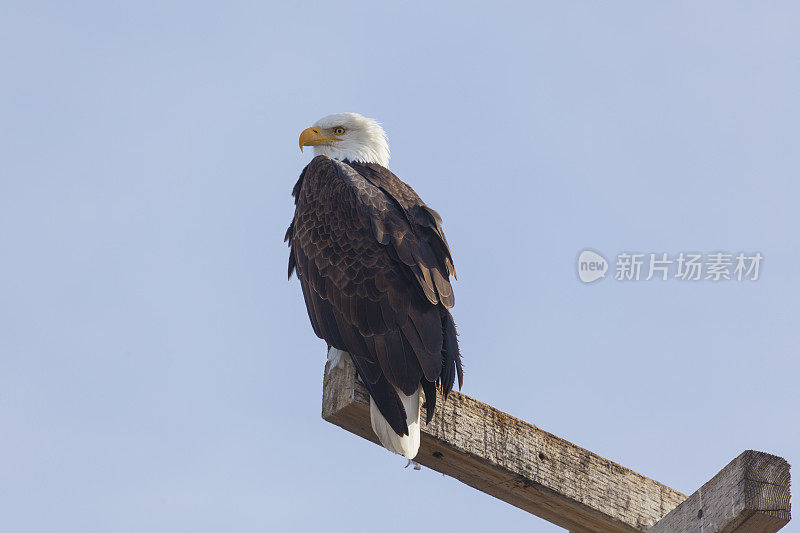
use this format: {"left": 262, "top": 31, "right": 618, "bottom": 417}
{"left": 1, "top": 2, "right": 798, "bottom": 532}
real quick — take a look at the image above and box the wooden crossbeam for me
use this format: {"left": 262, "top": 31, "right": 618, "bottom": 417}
{"left": 648, "top": 450, "right": 791, "bottom": 533}
{"left": 321, "top": 356, "right": 791, "bottom": 532}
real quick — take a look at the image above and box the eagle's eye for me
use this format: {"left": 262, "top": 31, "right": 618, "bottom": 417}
{"left": 332, "top": 127, "right": 346, "bottom": 136}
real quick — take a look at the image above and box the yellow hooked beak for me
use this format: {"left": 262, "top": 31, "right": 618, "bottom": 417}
{"left": 298, "top": 127, "right": 341, "bottom": 151}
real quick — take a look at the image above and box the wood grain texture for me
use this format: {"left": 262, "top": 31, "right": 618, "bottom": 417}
{"left": 648, "top": 450, "right": 791, "bottom": 533}
{"left": 322, "top": 356, "right": 688, "bottom": 532}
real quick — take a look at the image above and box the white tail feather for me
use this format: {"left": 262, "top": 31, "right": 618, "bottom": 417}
{"left": 369, "top": 386, "right": 421, "bottom": 459}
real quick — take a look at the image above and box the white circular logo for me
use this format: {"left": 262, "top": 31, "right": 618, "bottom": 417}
{"left": 577, "top": 250, "right": 608, "bottom": 283}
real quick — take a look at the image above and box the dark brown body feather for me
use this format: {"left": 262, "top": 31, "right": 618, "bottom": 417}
{"left": 286, "top": 155, "right": 463, "bottom": 436}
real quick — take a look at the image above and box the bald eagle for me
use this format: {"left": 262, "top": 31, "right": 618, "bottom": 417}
{"left": 286, "top": 113, "right": 462, "bottom": 460}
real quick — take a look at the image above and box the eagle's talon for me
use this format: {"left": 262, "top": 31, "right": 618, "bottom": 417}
{"left": 405, "top": 459, "right": 421, "bottom": 470}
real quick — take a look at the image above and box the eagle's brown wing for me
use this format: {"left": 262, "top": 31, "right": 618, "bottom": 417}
{"left": 286, "top": 156, "right": 462, "bottom": 435}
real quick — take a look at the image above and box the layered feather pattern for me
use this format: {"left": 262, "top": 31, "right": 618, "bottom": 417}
{"left": 286, "top": 156, "right": 462, "bottom": 442}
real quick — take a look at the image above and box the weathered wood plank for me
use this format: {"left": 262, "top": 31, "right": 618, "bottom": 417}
{"left": 322, "top": 356, "right": 687, "bottom": 532}
{"left": 648, "top": 450, "right": 791, "bottom": 533}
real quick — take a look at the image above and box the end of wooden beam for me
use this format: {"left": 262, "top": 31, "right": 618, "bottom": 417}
{"left": 649, "top": 449, "right": 791, "bottom": 533}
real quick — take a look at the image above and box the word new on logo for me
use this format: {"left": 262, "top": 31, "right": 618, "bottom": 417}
{"left": 577, "top": 250, "right": 608, "bottom": 283}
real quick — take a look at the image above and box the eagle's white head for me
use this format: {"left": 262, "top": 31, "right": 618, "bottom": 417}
{"left": 299, "top": 112, "right": 390, "bottom": 168}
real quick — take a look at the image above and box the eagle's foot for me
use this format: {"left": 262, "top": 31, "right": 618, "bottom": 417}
{"left": 404, "top": 459, "right": 421, "bottom": 470}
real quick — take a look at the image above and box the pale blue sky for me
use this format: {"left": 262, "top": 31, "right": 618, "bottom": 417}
{"left": 1, "top": 2, "right": 798, "bottom": 532}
